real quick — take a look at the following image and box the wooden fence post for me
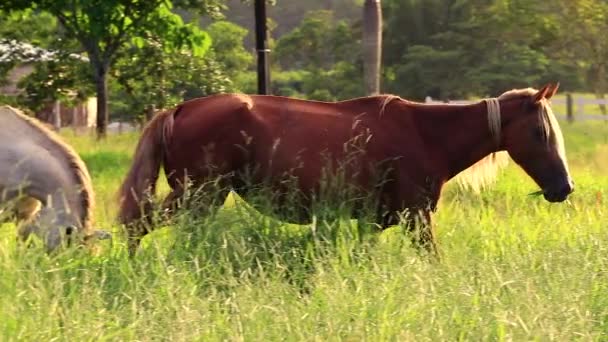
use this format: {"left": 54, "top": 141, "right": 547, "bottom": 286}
{"left": 72, "top": 106, "right": 78, "bottom": 134}
{"left": 566, "top": 93, "right": 574, "bottom": 123}
{"left": 52, "top": 100, "right": 61, "bottom": 130}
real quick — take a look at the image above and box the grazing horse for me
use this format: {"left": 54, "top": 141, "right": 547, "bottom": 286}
{"left": 118, "top": 83, "right": 573, "bottom": 256}
{"left": 0, "top": 105, "right": 110, "bottom": 252}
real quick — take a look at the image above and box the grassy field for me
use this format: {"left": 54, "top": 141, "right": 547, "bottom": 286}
{"left": 1, "top": 119, "right": 608, "bottom": 341}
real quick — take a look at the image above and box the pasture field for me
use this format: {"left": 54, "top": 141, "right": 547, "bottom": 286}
{"left": 1, "top": 120, "right": 608, "bottom": 341}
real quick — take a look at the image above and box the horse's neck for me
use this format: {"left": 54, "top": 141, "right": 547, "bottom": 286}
{"left": 413, "top": 101, "right": 498, "bottom": 179}
{"left": 2, "top": 113, "right": 88, "bottom": 225}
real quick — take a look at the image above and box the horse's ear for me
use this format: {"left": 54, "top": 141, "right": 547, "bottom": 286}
{"left": 546, "top": 82, "right": 560, "bottom": 100}
{"left": 533, "top": 84, "right": 551, "bottom": 104}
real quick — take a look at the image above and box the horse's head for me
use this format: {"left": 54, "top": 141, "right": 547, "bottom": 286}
{"left": 499, "top": 83, "right": 573, "bottom": 202}
{"left": 20, "top": 207, "right": 111, "bottom": 253}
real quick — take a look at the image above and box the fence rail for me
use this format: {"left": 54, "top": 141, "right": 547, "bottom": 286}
{"left": 425, "top": 94, "right": 608, "bottom": 122}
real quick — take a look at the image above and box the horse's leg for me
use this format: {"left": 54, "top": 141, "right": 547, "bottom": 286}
{"left": 377, "top": 194, "right": 439, "bottom": 258}
{"left": 126, "top": 220, "right": 148, "bottom": 257}
{"left": 405, "top": 208, "right": 439, "bottom": 257}
{"left": 161, "top": 187, "right": 185, "bottom": 219}
{"left": 125, "top": 187, "right": 183, "bottom": 257}
{"left": 127, "top": 178, "right": 234, "bottom": 256}
{"left": 125, "top": 196, "right": 158, "bottom": 257}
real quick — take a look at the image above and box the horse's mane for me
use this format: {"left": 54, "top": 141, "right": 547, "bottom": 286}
{"left": 497, "top": 87, "right": 537, "bottom": 99}
{"left": 0, "top": 106, "right": 95, "bottom": 230}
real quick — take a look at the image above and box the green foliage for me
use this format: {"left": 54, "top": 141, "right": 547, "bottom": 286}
{"left": 0, "top": 9, "right": 58, "bottom": 47}
{"left": 0, "top": 0, "right": 216, "bottom": 137}
{"left": 0, "top": 9, "right": 56, "bottom": 85}
{"left": 381, "top": 0, "right": 585, "bottom": 100}
{"left": 172, "top": 0, "right": 227, "bottom": 18}
{"left": 110, "top": 39, "right": 234, "bottom": 122}
{"left": 206, "top": 20, "right": 254, "bottom": 81}
{"left": 543, "top": 0, "right": 608, "bottom": 99}
{"left": 109, "top": 20, "right": 254, "bottom": 122}
{"left": 265, "top": 0, "right": 590, "bottom": 101}
{"left": 273, "top": 10, "right": 364, "bottom": 101}
{"left": 16, "top": 58, "right": 94, "bottom": 111}
{"left": 221, "top": 0, "right": 360, "bottom": 43}
{"left": 0, "top": 9, "right": 94, "bottom": 111}
{"left": 275, "top": 10, "right": 359, "bottom": 70}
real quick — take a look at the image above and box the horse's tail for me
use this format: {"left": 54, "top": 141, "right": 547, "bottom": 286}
{"left": 118, "top": 108, "right": 175, "bottom": 230}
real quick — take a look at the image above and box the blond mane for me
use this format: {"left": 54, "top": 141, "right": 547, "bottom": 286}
{"left": 0, "top": 105, "right": 95, "bottom": 231}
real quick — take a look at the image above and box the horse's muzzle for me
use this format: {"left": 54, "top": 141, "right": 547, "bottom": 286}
{"left": 543, "top": 179, "right": 574, "bottom": 203}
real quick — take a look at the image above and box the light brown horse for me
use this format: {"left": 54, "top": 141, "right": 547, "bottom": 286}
{"left": 118, "top": 83, "right": 573, "bottom": 256}
{"left": 0, "top": 105, "right": 110, "bottom": 252}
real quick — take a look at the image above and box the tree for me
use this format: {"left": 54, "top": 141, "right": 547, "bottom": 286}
{"left": 108, "top": 19, "right": 253, "bottom": 123}
{"left": 0, "top": 10, "right": 94, "bottom": 115}
{"left": 110, "top": 36, "right": 235, "bottom": 123}
{"left": 544, "top": 0, "right": 608, "bottom": 114}
{"left": 0, "top": 9, "right": 62, "bottom": 87}
{"left": 206, "top": 20, "right": 254, "bottom": 83}
{"left": 362, "top": 0, "right": 382, "bottom": 95}
{"left": 274, "top": 10, "right": 358, "bottom": 70}
{"left": 1, "top": 0, "right": 216, "bottom": 138}
{"left": 273, "top": 10, "right": 363, "bottom": 101}
{"left": 16, "top": 53, "right": 93, "bottom": 113}
{"left": 381, "top": 0, "right": 567, "bottom": 100}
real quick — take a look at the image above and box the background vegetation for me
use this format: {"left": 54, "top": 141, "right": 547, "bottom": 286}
{"left": 2, "top": 0, "right": 608, "bottom": 124}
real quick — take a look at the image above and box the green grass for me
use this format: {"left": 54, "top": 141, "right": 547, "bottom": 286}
{"left": 1, "top": 120, "right": 608, "bottom": 341}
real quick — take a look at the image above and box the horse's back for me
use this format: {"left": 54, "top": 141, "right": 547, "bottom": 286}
{"left": 167, "top": 93, "right": 413, "bottom": 159}
{"left": 163, "top": 93, "right": 410, "bottom": 191}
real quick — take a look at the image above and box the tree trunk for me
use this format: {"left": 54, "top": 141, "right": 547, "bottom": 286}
{"left": 72, "top": 106, "right": 78, "bottom": 134}
{"left": 363, "top": 0, "right": 383, "bottom": 95}
{"left": 94, "top": 64, "right": 109, "bottom": 139}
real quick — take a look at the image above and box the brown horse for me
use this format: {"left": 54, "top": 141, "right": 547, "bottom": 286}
{"left": 118, "top": 83, "right": 573, "bottom": 256}
{"left": 0, "top": 105, "right": 111, "bottom": 252}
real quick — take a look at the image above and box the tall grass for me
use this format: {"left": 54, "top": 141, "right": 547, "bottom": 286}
{"left": 0, "top": 121, "right": 607, "bottom": 340}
